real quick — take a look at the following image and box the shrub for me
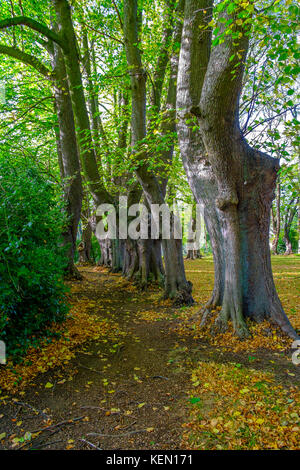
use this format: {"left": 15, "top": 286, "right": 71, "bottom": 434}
{"left": 0, "top": 158, "right": 69, "bottom": 360}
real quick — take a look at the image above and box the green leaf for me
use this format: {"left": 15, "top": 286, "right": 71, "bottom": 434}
{"left": 189, "top": 397, "right": 201, "bottom": 404}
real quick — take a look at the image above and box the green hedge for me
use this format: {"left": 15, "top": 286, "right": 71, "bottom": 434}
{"left": 0, "top": 159, "right": 69, "bottom": 360}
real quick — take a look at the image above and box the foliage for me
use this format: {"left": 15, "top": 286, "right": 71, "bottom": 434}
{"left": 175, "top": 256, "right": 300, "bottom": 349}
{"left": 0, "top": 156, "right": 69, "bottom": 359}
{"left": 0, "top": 272, "right": 123, "bottom": 393}
{"left": 0, "top": 0, "right": 298, "bottom": 251}
{"left": 90, "top": 233, "right": 102, "bottom": 263}
{"left": 277, "top": 230, "right": 298, "bottom": 253}
{"left": 0, "top": 0, "right": 298, "bottom": 451}
{"left": 133, "top": 257, "right": 299, "bottom": 344}
{"left": 0, "top": 257, "right": 298, "bottom": 450}
{"left": 182, "top": 361, "right": 300, "bottom": 450}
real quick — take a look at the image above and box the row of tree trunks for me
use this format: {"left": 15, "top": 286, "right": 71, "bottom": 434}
{"left": 271, "top": 180, "right": 281, "bottom": 255}
{"left": 123, "top": 0, "right": 193, "bottom": 304}
{"left": 271, "top": 182, "right": 299, "bottom": 256}
{"left": 186, "top": 249, "right": 201, "bottom": 260}
{"left": 90, "top": 198, "right": 165, "bottom": 286}
{"left": 283, "top": 199, "right": 298, "bottom": 256}
{"left": 55, "top": 0, "right": 167, "bottom": 289}
{"left": 122, "top": 238, "right": 164, "bottom": 288}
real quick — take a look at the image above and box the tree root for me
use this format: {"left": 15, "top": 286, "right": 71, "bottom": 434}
{"left": 64, "top": 264, "right": 83, "bottom": 281}
{"left": 234, "top": 321, "right": 251, "bottom": 340}
{"left": 167, "top": 281, "right": 194, "bottom": 306}
{"left": 188, "top": 296, "right": 220, "bottom": 324}
{"left": 189, "top": 301, "right": 252, "bottom": 340}
{"left": 211, "top": 315, "right": 229, "bottom": 335}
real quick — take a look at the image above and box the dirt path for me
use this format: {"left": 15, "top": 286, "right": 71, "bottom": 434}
{"left": 0, "top": 265, "right": 299, "bottom": 450}
{"left": 0, "top": 267, "right": 198, "bottom": 450}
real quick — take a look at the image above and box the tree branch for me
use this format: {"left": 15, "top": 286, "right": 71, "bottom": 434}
{"left": 244, "top": 105, "right": 299, "bottom": 136}
{"left": 112, "top": 0, "right": 123, "bottom": 30}
{"left": 80, "top": 20, "right": 124, "bottom": 45}
{"left": 177, "top": 0, "right": 213, "bottom": 114}
{"left": 150, "top": 0, "right": 175, "bottom": 111}
{"left": 0, "top": 44, "right": 55, "bottom": 80}
{"left": 0, "top": 16, "right": 65, "bottom": 49}
{"left": 200, "top": 7, "right": 250, "bottom": 121}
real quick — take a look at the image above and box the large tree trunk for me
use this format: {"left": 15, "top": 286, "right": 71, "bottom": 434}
{"left": 207, "top": 148, "right": 296, "bottom": 338}
{"left": 121, "top": 192, "right": 165, "bottom": 287}
{"left": 177, "top": 0, "right": 298, "bottom": 338}
{"left": 53, "top": 0, "right": 111, "bottom": 208}
{"left": 52, "top": 42, "right": 83, "bottom": 280}
{"left": 179, "top": 120, "right": 297, "bottom": 339}
{"left": 122, "top": 238, "right": 164, "bottom": 288}
{"left": 78, "top": 221, "right": 92, "bottom": 263}
{"left": 186, "top": 203, "right": 201, "bottom": 259}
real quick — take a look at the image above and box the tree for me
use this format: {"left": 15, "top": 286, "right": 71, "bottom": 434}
{"left": 283, "top": 197, "right": 299, "bottom": 255}
{"left": 177, "top": 0, "right": 299, "bottom": 338}
{"left": 0, "top": 1, "right": 117, "bottom": 278}
{"left": 51, "top": 0, "right": 111, "bottom": 207}
{"left": 271, "top": 179, "right": 281, "bottom": 255}
{"left": 51, "top": 41, "right": 83, "bottom": 278}
{"left": 186, "top": 200, "right": 202, "bottom": 260}
{"left": 123, "top": 0, "right": 193, "bottom": 303}
{"left": 0, "top": 24, "right": 83, "bottom": 279}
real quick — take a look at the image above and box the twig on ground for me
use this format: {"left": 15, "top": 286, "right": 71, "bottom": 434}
{"left": 31, "top": 439, "right": 63, "bottom": 450}
{"left": 120, "top": 421, "right": 137, "bottom": 431}
{"left": 78, "top": 363, "right": 103, "bottom": 374}
{"left": 30, "top": 416, "right": 85, "bottom": 434}
{"left": 13, "top": 400, "right": 50, "bottom": 419}
{"left": 80, "top": 406, "right": 121, "bottom": 415}
{"left": 17, "top": 429, "right": 61, "bottom": 450}
{"left": 79, "top": 438, "right": 102, "bottom": 450}
{"left": 87, "top": 429, "right": 147, "bottom": 438}
{"left": 80, "top": 406, "right": 104, "bottom": 410}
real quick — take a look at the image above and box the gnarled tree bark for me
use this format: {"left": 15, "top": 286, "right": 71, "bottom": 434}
{"left": 177, "top": 0, "right": 298, "bottom": 338}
